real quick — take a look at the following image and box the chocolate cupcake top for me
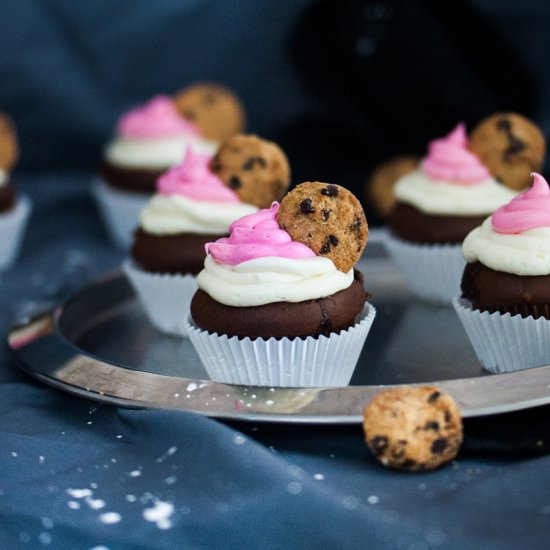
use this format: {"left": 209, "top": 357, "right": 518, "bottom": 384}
{"left": 197, "top": 184, "right": 368, "bottom": 307}
{"left": 463, "top": 172, "right": 550, "bottom": 276}
{"left": 393, "top": 124, "right": 516, "bottom": 218}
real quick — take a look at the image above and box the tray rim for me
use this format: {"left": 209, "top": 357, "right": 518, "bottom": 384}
{"left": 7, "top": 270, "right": 550, "bottom": 424}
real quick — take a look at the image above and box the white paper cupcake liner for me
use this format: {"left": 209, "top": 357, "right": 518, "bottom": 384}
{"left": 384, "top": 234, "right": 464, "bottom": 304}
{"left": 91, "top": 179, "right": 149, "bottom": 249}
{"left": 453, "top": 296, "right": 550, "bottom": 374}
{"left": 185, "top": 303, "right": 376, "bottom": 387}
{"left": 122, "top": 259, "right": 197, "bottom": 337}
{"left": 0, "top": 195, "right": 32, "bottom": 271}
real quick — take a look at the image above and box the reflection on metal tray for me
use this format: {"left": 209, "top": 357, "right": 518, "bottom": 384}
{"left": 7, "top": 246, "right": 550, "bottom": 423}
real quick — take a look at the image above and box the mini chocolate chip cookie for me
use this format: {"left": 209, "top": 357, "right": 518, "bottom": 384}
{"left": 363, "top": 386, "right": 463, "bottom": 472}
{"left": 365, "top": 155, "right": 419, "bottom": 218}
{"left": 210, "top": 134, "right": 290, "bottom": 209}
{"left": 277, "top": 182, "right": 368, "bottom": 273}
{"left": 0, "top": 113, "right": 18, "bottom": 171}
{"left": 174, "top": 83, "right": 246, "bottom": 142}
{"left": 469, "top": 113, "right": 546, "bottom": 191}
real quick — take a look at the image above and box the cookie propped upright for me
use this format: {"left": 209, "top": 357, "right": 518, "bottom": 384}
{"left": 469, "top": 112, "right": 546, "bottom": 191}
{"left": 277, "top": 182, "right": 368, "bottom": 272}
{"left": 210, "top": 134, "right": 291, "bottom": 209}
{"left": 174, "top": 83, "right": 246, "bottom": 142}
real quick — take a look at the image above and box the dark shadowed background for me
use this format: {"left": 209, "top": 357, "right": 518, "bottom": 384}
{"left": 2, "top": 0, "right": 550, "bottom": 202}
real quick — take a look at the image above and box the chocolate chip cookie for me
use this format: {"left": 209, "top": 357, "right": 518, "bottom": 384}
{"left": 173, "top": 83, "right": 246, "bottom": 142}
{"left": 0, "top": 113, "right": 18, "bottom": 171}
{"left": 210, "top": 134, "right": 290, "bottom": 208}
{"left": 363, "top": 386, "right": 463, "bottom": 471}
{"left": 469, "top": 113, "right": 545, "bottom": 191}
{"left": 365, "top": 155, "right": 419, "bottom": 218}
{"left": 277, "top": 182, "right": 368, "bottom": 273}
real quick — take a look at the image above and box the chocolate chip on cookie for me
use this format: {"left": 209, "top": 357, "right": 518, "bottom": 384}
{"left": 210, "top": 134, "right": 290, "bottom": 208}
{"left": 363, "top": 386, "right": 463, "bottom": 472}
{"left": 174, "top": 83, "right": 246, "bottom": 142}
{"left": 365, "top": 155, "right": 419, "bottom": 218}
{"left": 277, "top": 182, "right": 368, "bottom": 273}
{"left": 469, "top": 113, "right": 546, "bottom": 191}
{"left": 0, "top": 113, "right": 18, "bottom": 171}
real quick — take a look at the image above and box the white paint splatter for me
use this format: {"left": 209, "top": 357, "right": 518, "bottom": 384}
{"left": 99, "top": 512, "right": 121, "bottom": 525}
{"left": 67, "top": 501, "right": 80, "bottom": 510}
{"left": 156, "top": 446, "right": 178, "bottom": 464}
{"left": 143, "top": 500, "right": 174, "bottom": 530}
{"left": 11, "top": 452, "right": 17, "bottom": 458}
{"left": 39, "top": 456, "right": 45, "bottom": 464}
{"left": 86, "top": 497, "right": 106, "bottom": 510}
{"left": 367, "top": 495, "right": 379, "bottom": 505}
{"left": 165, "top": 476, "right": 177, "bottom": 485}
{"left": 286, "top": 482, "right": 302, "bottom": 495}
{"left": 38, "top": 532, "right": 52, "bottom": 545}
{"left": 233, "top": 435, "right": 246, "bottom": 446}
{"left": 127, "top": 470, "right": 141, "bottom": 478}
{"left": 67, "top": 488, "right": 93, "bottom": 499}
{"left": 186, "top": 383, "right": 198, "bottom": 392}
{"left": 90, "top": 546, "right": 110, "bottom": 550}
{"left": 126, "top": 495, "right": 137, "bottom": 503}
{"left": 313, "top": 474, "right": 325, "bottom": 481}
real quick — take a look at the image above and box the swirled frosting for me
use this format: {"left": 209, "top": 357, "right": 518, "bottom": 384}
{"left": 118, "top": 95, "right": 199, "bottom": 139}
{"left": 105, "top": 96, "right": 217, "bottom": 169}
{"left": 463, "top": 174, "right": 550, "bottom": 275}
{"left": 394, "top": 124, "right": 515, "bottom": 216}
{"left": 198, "top": 203, "right": 353, "bottom": 306}
{"left": 421, "top": 123, "right": 491, "bottom": 183}
{"left": 140, "top": 195, "right": 257, "bottom": 235}
{"left": 157, "top": 149, "right": 239, "bottom": 203}
{"left": 491, "top": 173, "right": 550, "bottom": 234}
{"left": 206, "top": 203, "right": 316, "bottom": 264}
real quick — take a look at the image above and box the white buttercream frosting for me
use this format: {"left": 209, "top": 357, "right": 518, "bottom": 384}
{"left": 462, "top": 217, "right": 550, "bottom": 275}
{"left": 0, "top": 169, "right": 7, "bottom": 187}
{"left": 105, "top": 136, "right": 217, "bottom": 169}
{"left": 197, "top": 255, "right": 354, "bottom": 307}
{"left": 395, "top": 170, "right": 516, "bottom": 216}
{"left": 140, "top": 194, "right": 257, "bottom": 235}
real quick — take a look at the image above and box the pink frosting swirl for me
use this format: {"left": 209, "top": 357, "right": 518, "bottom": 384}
{"left": 206, "top": 203, "right": 316, "bottom": 265}
{"left": 117, "top": 95, "right": 200, "bottom": 138}
{"left": 420, "top": 123, "right": 491, "bottom": 183}
{"left": 157, "top": 149, "right": 240, "bottom": 203}
{"left": 492, "top": 173, "right": 550, "bottom": 234}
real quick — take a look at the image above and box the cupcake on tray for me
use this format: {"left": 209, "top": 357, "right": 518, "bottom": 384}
{"left": 186, "top": 182, "right": 376, "bottom": 387}
{"left": 454, "top": 173, "right": 550, "bottom": 374}
{"left": 385, "top": 115, "right": 544, "bottom": 303}
{"left": 0, "top": 114, "right": 31, "bottom": 270}
{"left": 123, "top": 134, "right": 291, "bottom": 336}
{"left": 93, "top": 83, "right": 245, "bottom": 248}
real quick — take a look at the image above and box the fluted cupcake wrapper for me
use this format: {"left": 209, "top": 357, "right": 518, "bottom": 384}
{"left": 122, "top": 259, "right": 197, "bottom": 337}
{"left": 184, "top": 303, "right": 376, "bottom": 387}
{"left": 0, "top": 195, "right": 32, "bottom": 271}
{"left": 384, "top": 234, "right": 464, "bottom": 304}
{"left": 91, "top": 179, "right": 149, "bottom": 249}
{"left": 453, "top": 296, "right": 550, "bottom": 374}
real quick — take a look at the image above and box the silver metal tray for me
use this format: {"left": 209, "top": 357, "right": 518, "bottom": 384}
{"left": 7, "top": 252, "right": 550, "bottom": 423}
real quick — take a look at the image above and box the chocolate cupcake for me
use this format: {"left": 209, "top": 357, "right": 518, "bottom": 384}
{"left": 123, "top": 136, "right": 290, "bottom": 336}
{"left": 385, "top": 123, "right": 520, "bottom": 303}
{"left": 0, "top": 113, "right": 31, "bottom": 270}
{"left": 186, "top": 182, "right": 376, "bottom": 387}
{"left": 93, "top": 88, "right": 245, "bottom": 248}
{"left": 454, "top": 173, "right": 550, "bottom": 373}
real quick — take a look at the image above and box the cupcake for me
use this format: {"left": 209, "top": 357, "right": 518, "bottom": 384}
{"left": 0, "top": 114, "right": 31, "bottom": 271}
{"left": 186, "top": 182, "right": 376, "bottom": 387}
{"left": 123, "top": 134, "right": 290, "bottom": 336}
{"left": 454, "top": 173, "right": 550, "bottom": 373}
{"left": 93, "top": 84, "right": 245, "bottom": 248}
{"left": 385, "top": 122, "right": 524, "bottom": 303}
